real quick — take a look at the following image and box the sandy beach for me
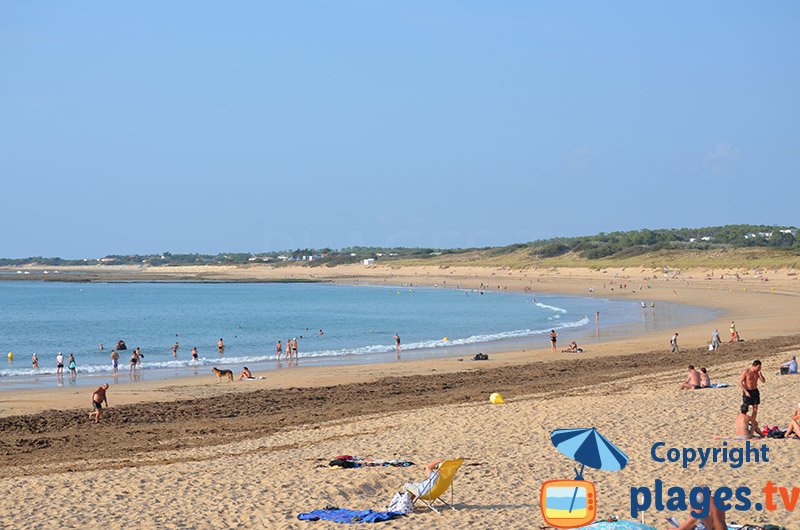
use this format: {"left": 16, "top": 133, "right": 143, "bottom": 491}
{"left": 0, "top": 265, "right": 798, "bottom": 529}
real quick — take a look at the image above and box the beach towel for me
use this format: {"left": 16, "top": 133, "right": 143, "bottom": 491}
{"left": 586, "top": 521, "right": 656, "bottom": 530}
{"left": 297, "top": 508, "right": 405, "bottom": 523}
{"left": 709, "top": 383, "right": 730, "bottom": 388}
{"left": 328, "top": 457, "right": 414, "bottom": 468}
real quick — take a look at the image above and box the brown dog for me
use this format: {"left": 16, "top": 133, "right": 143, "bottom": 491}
{"left": 211, "top": 367, "right": 233, "bottom": 382}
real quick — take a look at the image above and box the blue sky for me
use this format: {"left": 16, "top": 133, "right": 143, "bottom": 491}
{"left": 1, "top": 2, "right": 798, "bottom": 257}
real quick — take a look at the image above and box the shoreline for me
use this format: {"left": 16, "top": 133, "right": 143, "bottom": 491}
{"left": 0, "top": 263, "right": 795, "bottom": 416}
{"left": 0, "top": 272, "right": 722, "bottom": 403}
{"left": 0, "top": 286, "right": 717, "bottom": 393}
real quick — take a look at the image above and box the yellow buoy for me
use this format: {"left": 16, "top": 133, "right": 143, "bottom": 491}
{"left": 490, "top": 392, "right": 505, "bottom": 405}
{"left": 443, "top": 337, "right": 449, "bottom": 341}
{"left": 7, "top": 352, "right": 13, "bottom": 361}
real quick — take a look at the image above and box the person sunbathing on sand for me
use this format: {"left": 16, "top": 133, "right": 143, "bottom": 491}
{"left": 672, "top": 491, "right": 727, "bottom": 530}
{"left": 699, "top": 368, "right": 711, "bottom": 388}
{"left": 680, "top": 365, "right": 701, "bottom": 390}
{"left": 239, "top": 367, "right": 253, "bottom": 380}
{"left": 562, "top": 340, "right": 582, "bottom": 353}
{"left": 403, "top": 459, "right": 444, "bottom": 499}
{"left": 735, "top": 404, "right": 763, "bottom": 440}
{"left": 784, "top": 403, "right": 800, "bottom": 439}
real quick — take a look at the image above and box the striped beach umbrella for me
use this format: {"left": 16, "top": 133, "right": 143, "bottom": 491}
{"left": 550, "top": 427, "right": 629, "bottom": 514}
{"left": 550, "top": 427, "right": 629, "bottom": 474}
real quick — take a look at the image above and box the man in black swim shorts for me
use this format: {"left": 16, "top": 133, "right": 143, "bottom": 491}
{"left": 89, "top": 383, "right": 109, "bottom": 423}
{"left": 739, "top": 360, "right": 765, "bottom": 421}
{"left": 742, "top": 388, "right": 760, "bottom": 406}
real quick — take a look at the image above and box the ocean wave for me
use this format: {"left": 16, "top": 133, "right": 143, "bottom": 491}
{"left": 0, "top": 316, "right": 591, "bottom": 378}
{"left": 534, "top": 302, "right": 568, "bottom": 313}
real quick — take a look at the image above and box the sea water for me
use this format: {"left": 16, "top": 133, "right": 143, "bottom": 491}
{"left": 0, "top": 282, "right": 717, "bottom": 388}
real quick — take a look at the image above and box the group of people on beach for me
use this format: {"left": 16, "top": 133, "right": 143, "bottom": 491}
{"left": 276, "top": 338, "right": 299, "bottom": 360}
{"left": 735, "top": 359, "right": 800, "bottom": 440}
{"left": 674, "top": 318, "right": 799, "bottom": 439}
{"left": 680, "top": 354, "right": 800, "bottom": 440}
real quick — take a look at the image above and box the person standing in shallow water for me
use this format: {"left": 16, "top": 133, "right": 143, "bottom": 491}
{"left": 110, "top": 350, "right": 119, "bottom": 376}
{"left": 68, "top": 353, "right": 77, "bottom": 378}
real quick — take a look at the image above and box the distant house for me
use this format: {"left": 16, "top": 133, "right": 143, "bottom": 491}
{"left": 98, "top": 257, "right": 116, "bottom": 263}
{"left": 700, "top": 236, "right": 713, "bottom": 241}
{"left": 362, "top": 258, "right": 375, "bottom": 266}
{"left": 688, "top": 238, "right": 696, "bottom": 243}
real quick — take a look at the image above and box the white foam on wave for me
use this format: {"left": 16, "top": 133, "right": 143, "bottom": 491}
{"left": 0, "top": 316, "right": 591, "bottom": 378}
{"left": 534, "top": 301, "right": 568, "bottom": 313}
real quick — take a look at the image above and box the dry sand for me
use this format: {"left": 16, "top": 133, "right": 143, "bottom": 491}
{"left": 0, "top": 265, "right": 798, "bottom": 529}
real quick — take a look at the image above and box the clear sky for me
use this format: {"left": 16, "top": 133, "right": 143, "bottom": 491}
{"left": 1, "top": 2, "right": 798, "bottom": 257}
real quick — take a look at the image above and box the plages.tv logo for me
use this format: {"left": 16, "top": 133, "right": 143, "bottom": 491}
{"left": 540, "top": 428, "right": 629, "bottom": 529}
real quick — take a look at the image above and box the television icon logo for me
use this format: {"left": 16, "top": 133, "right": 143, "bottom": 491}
{"left": 540, "top": 479, "right": 597, "bottom": 529}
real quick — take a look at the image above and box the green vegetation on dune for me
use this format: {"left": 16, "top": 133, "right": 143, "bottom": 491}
{"left": 1, "top": 225, "right": 798, "bottom": 270}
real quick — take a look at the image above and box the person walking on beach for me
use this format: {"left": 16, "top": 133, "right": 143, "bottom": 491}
{"left": 670, "top": 332, "right": 680, "bottom": 353}
{"left": 729, "top": 321, "right": 737, "bottom": 342}
{"left": 56, "top": 352, "right": 64, "bottom": 374}
{"left": 172, "top": 341, "right": 180, "bottom": 357}
{"left": 31, "top": 353, "right": 38, "bottom": 369}
{"left": 276, "top": 340, "right": 282, "bottom": 360}
{"left": 89, "top": 383, "right": 109, "bottom": 423}
{"left": 217, "top": 338, "right": 224, "bottom": 354}
{"left": 394, "top": 333, "right": 401, "bottom": 353}
{"left": 740, "top": 360, "right": 765, "bottom": 421}
{"left": 549, "top": 330, "right": 558, "bottom": 352}
{"left": 110, "top": 350, "right": 119, "bottom": 376}
{"left": 68, "top": 353, "right": 77, "bottom": 378}
{"left": 711, "top": 329, "right": 721, "bottom": 350}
